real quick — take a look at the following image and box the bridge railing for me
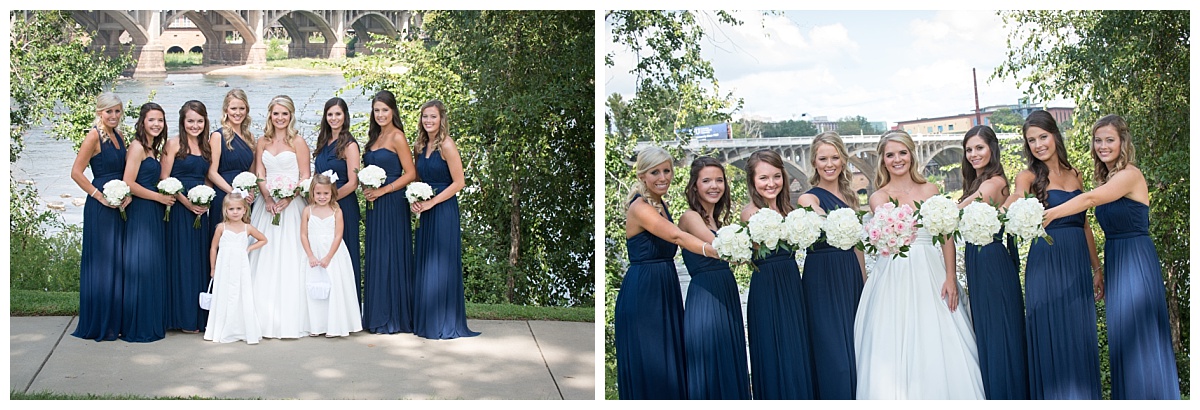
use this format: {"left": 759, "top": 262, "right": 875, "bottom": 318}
{"left": 632, "top": 133, "right": 1020, "bottom": 150}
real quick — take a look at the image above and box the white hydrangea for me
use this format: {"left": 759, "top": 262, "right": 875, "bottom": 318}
{"left": 187, "top": 185, "right": 216, "bottom": 206}
{"left": 959, "top": 201, "right": 1003, "bottom": 246}
{"left": 1005, "top": 197, "right": 1052, "bottom": 244}
{"left": 101, "top": 179, "right": 130, "bottom": 206}
{"left": 918, "top": 194, "right": 960, "bottom": 243}
{"left": 231, "top": 171, "right": 259, "bottom": 191}
{"left": 157, "top": 177, "right": 184, "bottom": 195}
{"left": 712, "top": 224, "right": 753, "bottom": 264}
{"left": 783, "top": 207, "right": 824, "bottom": 250}
{"left": 747, "top": 208, "right": 785, "bottom": 251}
{"left": 823, "top": 207, "right": 863, "bottom": 250}
{"left": 406, "top": 181, "right": 435, "bottom": 203}
{"left": 357, "top": 165, "right": 387, "bottom": 189}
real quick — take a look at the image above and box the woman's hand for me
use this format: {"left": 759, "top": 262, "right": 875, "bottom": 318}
{"left": 410, "top": 199, "right": 434, "bottom": 214}
{"left": 1093, "top": 266, "right": 1106, "bottom": 301}
{"left": 155, "top": 193, "right": 177, "bottom": 206}
{"left": 363, "top": 187, "right": 382, "bottom": 202}
{"left": 941, "top": 279, "right": 959, "bottom": 312}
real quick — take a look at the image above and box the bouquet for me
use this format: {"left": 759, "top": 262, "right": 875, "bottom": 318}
{"left": 186, "top": 185, "right": 216, "bottom": 229}
{"left": 297, "top": 177, "right": 313, "bottom": 198}
{"left": 959, "top": 201, "right": 1003, "bottom": 247}
{"left": 156, "top": 177, "right": 184, "bottom": 222}
{"left": 102, "top": 180, "right": 131, "bottom": 221}
{"left": 357, "top": 165, "right": 387, "bottom": 210}
{"left": 232, "top": 171, "right": 260, "bottom": 198}
{"left": 916, "top": 194, "right": 959, "bottom": 245}
{"left": 266, "top": 175, "right": 298, "bottom": 225}
{"left": 405, "top": 181, "right": 435, "bottom": 229}
{"left": 1004, "top": 197, "right": 1054, "bottom": 245}
{"left": 782, "top": 207, "right": 824, "bottom": 250}
{"left": 863, "top": 200, "right": 918, "bottom": 259}
{"left": 712, "top": 223, "right": 753, "bottom": 265}
{"left": 823, "top": 207, "right": 864, "bottom": 251}
{"left": 746, "top": 208, "right": 785, "bottom": 257}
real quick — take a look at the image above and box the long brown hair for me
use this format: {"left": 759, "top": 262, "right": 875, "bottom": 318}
{"left": 367, "top": 90, "right": 405, "bottom": 150}
{"left": 959, "top": 125, "right": 1009, "bottom": 202}
{"left": 1022, "top": 110, "right": 1075, "bottom": 206}
{"left": 134, "top": 102, "right": 167, "bottom": 158}
{"left": 808, "top": 131, "right": 859, "bottom": 211}
{"left": 1090, "top": 114, "right": 1136, "bottom": 185}
{"left": 745, "top": 149, "right": 793, "bottom": 214}
{"left": 415, "top": 99, "right": 449, "bottom": 158}
{"left": 315, "top": 97, "right": 357, "bottom": 160}
{"left": 177, "top": 100, "right": 213, "bottom": 162}
{"left": 685, "top": 156, "right": 731, "bottom": 228}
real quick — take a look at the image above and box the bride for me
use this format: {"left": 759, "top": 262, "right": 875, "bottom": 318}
{"left": 249, "top": 95, "right": 312, "bottom": 339}
{"left": 854, "top": 130, "right": 985, "bottom": 399}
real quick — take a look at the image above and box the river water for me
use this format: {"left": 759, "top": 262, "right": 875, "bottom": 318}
{"left": 12, "top": 72, "right": 374, "bottom": 227}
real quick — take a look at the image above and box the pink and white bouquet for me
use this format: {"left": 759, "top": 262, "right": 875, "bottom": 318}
{"left": 357, "top": 165, "right": 387, "bottom": 210}
{"left": 959, "top": 201, "right": 1003, "bottom": 246}
{"left": 823, "top": 207, "right": 864, "bottom": 251}
{"left": 266, "top": 175, "right": 298, "bottom": 225}
{"left": 916, "top": 194, "right": 959, "bottom": 246}
{"left": 783, "top": 207, "right": 824, "bottom": 250}
{"left": 863, "top": 201, "right": 918, "bottom": 259}
{"left": 405, "top": 181, "right": 435, "bottom": 229}
{"left": 156, "top": 177, "right": 183, "bottom": 222}
{"left": 186, "top": 185, "right": 216, "bottom": 229}
{"left": 712, "top": 223, "right": 754, "bottom": 265}
{"left": 746, "top": 208, "right": 785, "bottom": 257}
{"left": 102, "top": 180, "right": 131, "bottom": 220}
{"left": 1004, "top": 196, "right": 1054, "bottom": 245}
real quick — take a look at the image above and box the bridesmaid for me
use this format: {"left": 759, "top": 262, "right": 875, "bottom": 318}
{"left": 313, "top": 97, "right": 362, "bottom": 299}
{"left": 794, "top": 132, "right": 864, "bottom": 399}
{"left": 69, "top": 92, "right": 130, "bottom": 341}
{"left": 741, "top": 149, "right": 815, "bottom": 400}
{"left": 615, "top": 146, "right": 718, "bottom": 400}
{"left": 1003, "top": 110, "right": 1103, "bottom": 399}
{"left": 118, "top": 103, "right": 174, "bottom": 342}
{"left": 676, "top": 156, "right": 750, "bottom": 399}
{"left": 957, "top": 125, "right": 1029, "bottom": 399}
{"left": 361, "top": 90, "right": 418, "bottom": 334}
{"left": 411, "top": 100, "right": 480, "bottom": 339}
{"left": 161, "top": 100, "right": 214, "bottom": 334}
{"left": 1044, "top": 114, "right": 1180, "bottom": 399}
{"left": 206, "top": 88, "right": 256, "bottom": 236}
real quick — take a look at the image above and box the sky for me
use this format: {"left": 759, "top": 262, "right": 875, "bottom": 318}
{"left": 605, "top": 10, "right": 1076, "bottom": 128}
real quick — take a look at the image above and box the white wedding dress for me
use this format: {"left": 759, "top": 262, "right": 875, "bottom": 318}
{"left": 854, "top": 227, "right": 986, "bottom": 399}
{"left": 249, "top": 150, "right": 310, "bottom": 339}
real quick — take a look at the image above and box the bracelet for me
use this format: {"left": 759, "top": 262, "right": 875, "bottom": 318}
{"left": 90, "top": 188, "right": 99, "bottom": 197}
{"left": 702, "top": 243, "right": 709, "bottom": 258}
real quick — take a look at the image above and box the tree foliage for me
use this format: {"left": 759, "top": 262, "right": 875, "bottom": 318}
{"left": 760, "top": 119, "right": 819, "bottom": 138}
{"left": 330, "top": 11, "right": 593, "bottom": 307}
{"left": 835, "top": 115, "right": 878, "bottom": 136}
{"left": 987, "top": 107, "right": 1025, "bottom": 129}
{"left": 997, "top": 10, "right": 1189, "bottom": 395}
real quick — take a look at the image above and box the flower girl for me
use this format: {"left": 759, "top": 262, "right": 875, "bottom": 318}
{"left": 204, "top": 190, "right": 267, "bottom": 344}
{"left": 301, "top": 172, "right": 364, "bottom": 337}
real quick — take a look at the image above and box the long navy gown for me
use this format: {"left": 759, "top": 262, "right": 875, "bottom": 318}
{"left": 747, "top": 246, "right": 815, "bottom": 399}
{"left": 315, "top": 141, "right": 362, "bottom": 299}
{"left": 120, "top": 155, "right": 168, "bottom": 343}
{"left": 681, "top": 241, "right": 750, "bottom": 399}
{"left": 615, "top": 196, "right": 687, "bottom": 399}
{"left": 210, "top": 129, "right": 254, "bottom": 236}
{"left": 1025, "top": 189, "right": 1102, "bottom": 399}
{"left": 412, "top": 149, "right": 480, "bottom": 339}
{"left": 165, "top": 153, "right": 211, "bottom": 333}
{"left": 800, "top": 187, "right": 863, "bottom": 399}
{"left": 361, "top": 147, "right": 414, "bottom": 334}
{"left": 965, "top": 229, "right": 1029, "bottom": 399}
{"left": 1096, "top": 197, "right": 1180, "bottom": 399}
{"left": 72, "top": 129, "right": 126, "bottom": 341}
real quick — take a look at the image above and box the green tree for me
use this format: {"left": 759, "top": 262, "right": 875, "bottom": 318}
{"left": 997, "top": 9, "right": 1189, "bottom": 396}
{"left": 835, "top": 115, "right": 877, "bottom": 135}
{"left": 987, "top": 107, "right": 1025, "bottom": 129}
{"left": 761, "top": 119, "right": 818, "bottom": 137}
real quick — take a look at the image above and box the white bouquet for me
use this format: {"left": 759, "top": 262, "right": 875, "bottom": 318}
{"left": 916, "top": 194, "right": 960, "bottom": 245}
{"left": 297, "top": 177, "right": 313, "bottom": 198}
{"left": 746, "top": 208, "right": 785, "bottom": 255}
{"left": 712, "top": 224, "right": 753, "bottom": 264}
{"left": 232, "top": 171, "right": 260, "bottom": 198}
{"left": 266, "top": 175, "right": 297, "bottom": 225}
{"left": 357, "top": 165, "right": 387, "bottom": 210}
{"left": 782, "top": 207, "right": 824, "bottom": 250}
{"left": 102, "top": 179, "right": 131, "bottom": 220}
{"left": 405, "top": 181, "right": 436, "bottom": 229}
{"left": 186, "top": 185, "right": 216, "bottom": 229}
{"left": 863, "top": 201, "right": 918, "bottom": 259}
{"left": 823, "top": 207, "right": 863, "bottom": 251}
{"left": 1005, "top": 197, "right": 1054, "bottom": 245}
{"left": 959, "top": 201, "right": 1003, "bottom": 246}
{"left": 156, "top": 177, "right": 184, "bottom": 222}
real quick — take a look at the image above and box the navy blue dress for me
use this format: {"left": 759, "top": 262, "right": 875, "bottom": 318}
{"left": 748, "top": 246, "right": 815, "bottom": 399}
{"left": 615, "top": 196, "right": 687, "bottom": 399}
{"left": 1025, "top": 189, "right": 1102, "bottom": 399}
{"left": 965, "top": 229, "right": 1029, "bottom": 399}
{"left": 165, "top": 153, "right": 211, "bottom": 332}
{"left": 120, "top": 156, "right": 167, "bottom": 342}
{"left": 361, "top": 147, "right": 413, "bottom": 334}
{"left": 72, "top": 130, "right": 126, "bottom": 341}
{"left": 315, "top": 141, "right": 362, "bottom": 299}
{"left": 210, "top": 128, "right": 254, "bottom": 236}
{"left": 681, "top": 242, "right": 750, "bottom": 399}
{"left": 800, "top": 187, "right": 863, "bottom": 399}
{"left": 413, "top": 149, "right": 480, "bottom": 339}
{"left": 1096, "top": 197, "right": 1180, "bottom": 399}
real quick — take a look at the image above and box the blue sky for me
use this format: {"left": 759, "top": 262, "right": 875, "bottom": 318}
{"left": 605, "top": 10, "right": 1076, "bottom": 127}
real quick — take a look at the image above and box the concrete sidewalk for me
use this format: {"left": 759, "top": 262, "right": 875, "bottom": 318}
{"left": 10, "top": 316, "right": 595, "bottom": 399}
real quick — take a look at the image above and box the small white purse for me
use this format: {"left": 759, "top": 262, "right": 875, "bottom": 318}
{"left": 199, "top": 279, "right": 214, "bottom": 310}
{"left": 307, "top": 267, "right": 331, "bottom": 300}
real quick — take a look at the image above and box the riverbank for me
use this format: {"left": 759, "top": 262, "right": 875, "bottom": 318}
{"left": 167, "top": 62, "right": 342, "bottom": 76}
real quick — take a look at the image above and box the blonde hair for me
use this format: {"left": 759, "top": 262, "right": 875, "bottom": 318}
{"left": 93, "top": 92, "right": 123, "bottom": 142}
{"left": 874, "top": 130, "right": 926, "bottom": 188}
{"left": 306, "top": 173, "right": 340, "bottom": 210}
{"left": 262, "top": 95, "right": 298, "bottom": 148}
{"left": 626, "top": 146, "right": 674, "bottom": 212}
{"left": 220, "top": 88, "right": 255, "bottom": 150}
{"left": 1091, "top": 114, "right": 1136, "bottom": 185}
{"left": 808, "top": 132, "right": 859, "bottom": 211}
{"left": 415, "top": 99, "right": 449, "bottom": 157}
{"left": 222, "top": 192, "right": 251, "bottom": 223}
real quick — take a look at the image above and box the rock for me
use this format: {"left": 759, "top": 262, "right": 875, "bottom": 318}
{"left": 72, "top": 198, "right": 86, "bottom": 207}
{"left": 60, "top": 193, "right": 72, "bottom": 198}
{"left": 17, "top": 179, "right": 34, "bottom": 185}
{"left": 47, "top": 201, "right": 66, "bottom": 211}
{"left": 165, "top": 81, "right": 174, "bottom": 86}
{"left": 216, "top": 81, "right": 229, "bottom": 87}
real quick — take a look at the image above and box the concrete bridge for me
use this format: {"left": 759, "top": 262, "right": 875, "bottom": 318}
{"left": 59, "top": 10, "right": 419, "bottom": 78}
{"left": 633, "top": 133, "right": 1021, "bottom": 200}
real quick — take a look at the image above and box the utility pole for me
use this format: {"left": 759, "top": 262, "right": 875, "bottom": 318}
{"left": 973, "top": 68, "right": 982, "bottom": 125}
